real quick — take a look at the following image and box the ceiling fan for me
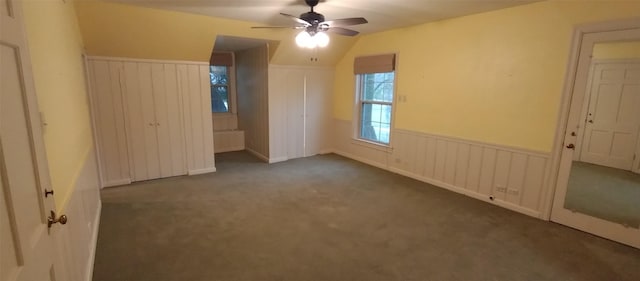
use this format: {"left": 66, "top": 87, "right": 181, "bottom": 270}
{"left": 252, "top": 0, "right": 368, "bottom": 47}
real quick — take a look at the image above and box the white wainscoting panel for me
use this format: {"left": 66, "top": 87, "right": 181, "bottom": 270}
{"left": 331, "top": 119, "right": 550, "bottom": 218}
{"left": 213, "top": 114, "right": 238, "bottom": 131}
{"left": 214, "top": 130, "right": 245, "bottom": 153}
{"left": 53, "top": 147, "right": 101, "bottom": 281}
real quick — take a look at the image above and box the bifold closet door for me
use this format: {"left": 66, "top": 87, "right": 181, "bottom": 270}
{"left": 123, "top": 62, "right": 187, "bottom": 181}
{"left": 304, "top": 69, "right": 333, "bottom": 156}
{"left": 286, "top": 70, "right": 305, "bottom": 159}
{"left": 150, "top": 64, "right": 187, "bottom": 178}
{"left": 123, "top": 62, "right": 160, "bottom": 181}
{"left": 88, "top": 60, "right": 131, "bottom": 186}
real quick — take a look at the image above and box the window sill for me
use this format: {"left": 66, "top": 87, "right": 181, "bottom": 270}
{"left": 350, "top": 138, "right": 393, "bottom": 153}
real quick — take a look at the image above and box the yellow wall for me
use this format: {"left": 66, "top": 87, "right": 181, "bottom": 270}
{"left": 23, "top": 0, "right": 93, "bottom": 210}
{"left": 333, "top": 1, "right": 640, "bottom": 152}
{"left": 73, "top": 0, "right": 356, "bottom": 66}
{"left": 593, "top": 41, "right": 640, "bottom": 59}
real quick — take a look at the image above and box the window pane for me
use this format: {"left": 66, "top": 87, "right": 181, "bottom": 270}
{"left": 210, "top": 66, "right": 228, "bottom": 86}
{"left": 360, "top": 103, "right": 391, "bottom": 144}
{"left": 362, "top": 72, "right": 394, "bottom": 103}
{"left": 210, "top": 65, "right": 229, "bottom": 113}
{"left": 211, "top": 85, "right": 229, "bottom": 113}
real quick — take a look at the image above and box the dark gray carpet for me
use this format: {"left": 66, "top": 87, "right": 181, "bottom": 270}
{"left": 93, "top": 151, "right": 640, "bottom": 281}
{"left": 565, "top": 161, "right": 640, "bottom": 228}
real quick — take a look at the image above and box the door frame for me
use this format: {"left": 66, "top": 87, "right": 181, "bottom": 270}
{"left": 546, "top": 17, "right": 640, "bottom": 248}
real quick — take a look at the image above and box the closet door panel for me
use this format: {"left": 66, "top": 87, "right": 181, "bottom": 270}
{"left": 89, "top": 60, "right": 130, "bottom": 185}
{"left": 123, "top": 62, "right": 159, "bottom": 181}
{"left": 286, "top": 69, "right": 305, "bottom": 159}
{"left": 305, "top": 68, "right": 333, "bottom": 156}
{"left": 137, "top": 63, "right": 161, "bottom": 180}
{"left": 177, "top": 65, "right": 194, "bottom": 171}
{"left": 163, "top": 64, "right": 187, "bottom": 176}
{"left": 108, "top": 61, "right": 131, "bottom": 180}
{"left": 123, "top": 62, "right": 147, "bottom": 181}
{"left": 187, "top": 65, "right": 205, "bottom": 169}
{"left": 200, "top": 65, "right": 215, "bottom": 169}
{"left": 151, "top": 63, "right": 174, "bottom": 178}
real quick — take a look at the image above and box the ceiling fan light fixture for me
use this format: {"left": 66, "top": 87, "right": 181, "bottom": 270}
{"left": 295, "top": 31, "right": 312, "bottom": 48}
{"left": 315, "top": 32, "right": 330, "bottom": 48}
{"left": 295, "top": 31, "right": 330, "bottom": 49}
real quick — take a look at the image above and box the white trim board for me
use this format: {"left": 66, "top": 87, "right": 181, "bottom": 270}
{"left": 103, "top": 178, "right": 132, "bottom": 188}
{"left": 188, "top": 167, "right": 217, "bottom": 175}
{"left": 246, "top": 147, "right": 270, "bottom": 163}
{"left": 85, "top": 202, "right": 101, "bottom": 281}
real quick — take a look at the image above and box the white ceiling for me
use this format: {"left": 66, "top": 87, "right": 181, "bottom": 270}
{"left": 113, "top": 0, "right": 538, "bottom": 35}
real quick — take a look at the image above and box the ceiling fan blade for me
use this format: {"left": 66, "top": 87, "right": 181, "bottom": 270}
{"left": 328, "top": 27, "right": 360, "bottom": 36}
{"left": 251, "top": 26, "right": 306, "bottom": 29}
{"left": 322, "top": 17, "right": 368, "bottom": 27}
{"left": 280, "top": 13, "right": 311, "bottom": 26}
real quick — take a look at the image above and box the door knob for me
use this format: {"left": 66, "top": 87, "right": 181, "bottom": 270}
{"left": 566, "top": 143, "right": 575, "bottom": 149}
{"left": 47, "top": 210, "right": 67, "bottom": 228}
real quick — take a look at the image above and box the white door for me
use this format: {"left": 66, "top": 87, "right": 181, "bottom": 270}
{"left": 150, "top": 63, "right": 186, "bottom": 178}
{"left": 123, "top": 62, "right": 162, "bottom": 181}
{"left": 286, "top": 69, "right": 305, "bottom": 159}
{"left": 580, "top": 62, "right": 640, "bottom": 170}
{"left": 1, "top": 0, "right": 62, "bottom": 279}
{"left": 551, "top": 27, "right": 640, "bottom": 249}
{"left": 304, "top": 68, "right": 333, "bottom": 157}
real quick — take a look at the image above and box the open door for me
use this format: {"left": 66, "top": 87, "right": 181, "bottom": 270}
{"left": 550, "top": 21, "right": 640, "bottom": 249}
{"left": 1, "top": 0, "right": 65, "bottom": 279}
{"left": 580, "top": 62, "right": 640, "bottom": 171}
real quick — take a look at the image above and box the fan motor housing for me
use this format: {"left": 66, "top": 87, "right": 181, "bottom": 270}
{"left": 300, "top": 11, "right": 325, "bottom": 24}
{"left": 305, "top": 0, "right": 320, "bottom": 7}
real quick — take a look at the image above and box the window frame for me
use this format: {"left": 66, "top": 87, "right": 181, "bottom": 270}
{"left": 353, "top": 70, "right": 397, "bottom": 148}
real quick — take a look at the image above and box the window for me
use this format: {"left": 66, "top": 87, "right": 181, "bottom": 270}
{"left": 357, "top": 72, "right": 395, "bottom": 144}
{"left": 209, "top": 52, "right": 234, "bottom": 114}
{"left": 210, "top": 65, "right": 229, "bottom": 113}
{"left": 353, "top": 53, "right": 396, "bottom": 145}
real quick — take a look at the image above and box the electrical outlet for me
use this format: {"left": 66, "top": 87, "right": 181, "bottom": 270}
{"left": 496, "top": 186, "right": 507, "bottom": 193}
{"left": 507, "top": 189, "right": 520, "bottom": 195}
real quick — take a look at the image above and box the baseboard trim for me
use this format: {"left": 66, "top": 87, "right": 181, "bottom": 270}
{"left": 188, "top": 167, "right": 217, "bottom": 175}
{"left": 318, "top": 149, "right": 334, "bottom": 155}
{"left": 269, "top": 156, "right": 288, "bottom": 163}
{"left": 332, "top": 150, "right": 387, "bottom": 171}
{"left": 214, "top": 146, "right": 245, "bottom": 153}
{"left": 246, "top": 147, "right": 269, "bottom": 163}
{"left": 387, "top": 166, "right": 541, "bottom": 218}
{"left": 103, "top": 178, "right": 131, "bottom": 188}
{"left": 85, "top": 201, "right": 102, "bottom": 281}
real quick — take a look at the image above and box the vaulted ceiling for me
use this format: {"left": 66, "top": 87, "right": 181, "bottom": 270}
{"left": 112, "top": 0, "right": 538, "bottom": 35}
